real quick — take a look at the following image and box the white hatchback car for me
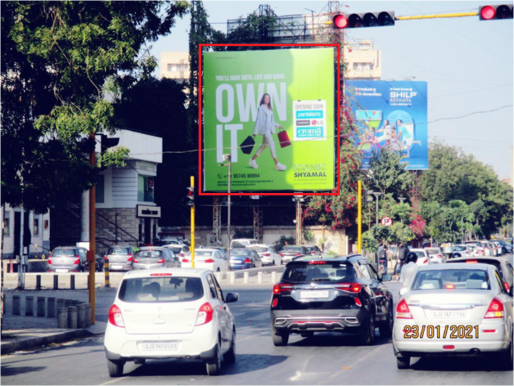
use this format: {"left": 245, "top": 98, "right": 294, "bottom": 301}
{"left": 246, "top": 244, "right": 281, "bottom": 266}
{"left": 424, "top": 247, "right": 444, "bottom": 264}
{"left": 104, "top": 269, "right": 239, "bottom": 377}
{"left": 393, "top": 263, "right": 513, "bottom": 370}
{"left": 180, "top": 249, "right": 229, "bottom": 272}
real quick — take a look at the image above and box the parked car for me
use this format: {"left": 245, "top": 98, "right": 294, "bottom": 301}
{"left": 162, "top": 243, "right": 189, "bottom": 259}
{"left": 230, "top": 238, "right": 259, "bottom": 249}
{"left": 446, "top": 256, "right": 514, "bottom": 291}
{"left": 478, "top": 240, "right": 495, "bottom": 256}
{"left": 201, "top": 246, "right": 228, "bottom": 261}
{"left": 246, "top": 244, "right": 281, "bottom": 266}
{"left": 465, "top": 241, "right": 485, "bottom": 256}
{"left": 393, "top": 263, "right": 513, "bottom": 370}
{"left": 132, "top": 247, "right": 180, "bottom": 270}
{"left": 497, "top": 240, "right": 513, "bottom": 254}
{"left": 229, "top": 248, "right": 262, "bottom": 270}
{"left": 451, "top": 244, "right": 474, "bottom": 258}
{"left": 105, "top": 245, "right": 135, "bottom": 272}
{"left": 408, "top": 249, "right": 430, "bottom": 266}
{"left": 492, "top": 241, "right": 503, "bottom": 256}
{"left": 304, "top": 244, "right": 323, "bottom": 257}
{"left": 270, "top": 255, "right": 394, "bottom": 346}
{"left": 104, "top": 269, "right": 238, "bottom": 377}
{"left": 181, "top": 249, "right": 229, "bottom": 272}
{"left": 280, "top": 245, "right": 310, "bottom": 265}
{"left": 48, "top": 246, "right": 88, "bottom": 273}
{"left": 424, "top": 247, "right": 444, "bottom": 264}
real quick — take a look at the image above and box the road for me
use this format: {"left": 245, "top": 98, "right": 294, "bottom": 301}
{"left": 2, "top": 276, "right": 513, "bottom": 385}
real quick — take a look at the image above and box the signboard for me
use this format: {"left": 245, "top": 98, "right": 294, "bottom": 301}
{"left": 136, "top": 205, "right": 161, "bottom": 218}
{"left": 346, "top": 81, "right": 428, "bottom": 170}
{"left": 202, "top": 47, "right": 337, "bottom": 193}
{"left": 381, "top": 216, "right": 393, "bottom": 227}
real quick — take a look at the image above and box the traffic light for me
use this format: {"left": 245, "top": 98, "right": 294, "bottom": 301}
{"left": 332, "top": 11, "right": 395, "bottom": 29}
{"left": 363, "top": 189, "right": 374, "bottom": 204}
{"left": 479, "top": 4, "right": 513, "bottom": 20}
{"left": 187, "top": 186, "right": 194, "bottom": 207}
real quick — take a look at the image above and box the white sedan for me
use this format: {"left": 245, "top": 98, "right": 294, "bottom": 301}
{"left": 104, "top": 269, "right": 239, "bottom": 377}
{"left": 246, "top": 244, "right": 281, "bottom": 266}
{"left": 393, "top": 263, "right": 513, "bottom": 370}
{"left": 425, "top": 247, "right": 444, "bottom": 264}
{"left": 180, "top": 249, "right": 229, "bottom": 272}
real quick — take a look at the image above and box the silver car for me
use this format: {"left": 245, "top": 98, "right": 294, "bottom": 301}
{"left": 132, "top": 247, "right": 180, "bottom": 270}
{"left": 106, "top": 245, "right": 135, "bottom": 271}
{"left": 48, "top": 246, "right": 88, "bottom": 273}
{"left": 393, "top": 263, "right": 513, "bottom": 370}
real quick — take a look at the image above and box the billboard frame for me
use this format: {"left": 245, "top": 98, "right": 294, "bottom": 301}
{"left": 198, "top": 43, "right": 341, "bottom": 196}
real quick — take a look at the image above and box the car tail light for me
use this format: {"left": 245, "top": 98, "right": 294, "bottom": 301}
{"left": 263, "top": 253, "right": 271, "bottom": 257}
{"left": 244, "top": 258, "right": 251, "bottom": 264}
{"left": 108, "top": 304, "right": 125, "bottom": 328}
{"left": 74, "top": 258, "right": 80, "bottom": 264}
{"left": 280, "top": 253, "right": 284, "bottom": 257}
{"left": 195, "top": 302, "right": 213, "bottom": 326}
{"left": 311, "top": 251, "right": 317, "bottom": 255}
{"left": 204, "top": 259, "right": 215, "bottom": 263}
{"left": 273, "top": 284, "right": 293, "bottom": 294}
{"left": 104, "top": 255, "right": 108, "bottom": 260}
{"left": 485, "top": 298, "right": 504, "bottom": 318}
{"left": 295, "top": 253, "right": 302, "bottom": 256}
{"left": 467, "top": 260, "right": 478, "bottom": 264}
{"left": 150, "top": 273, "right": 172, "bottom": 276}
{"left": 354, "top": 298, "right": 362, "bottom": 307}
{"left": 443, "top": 345, "right": 455, "bottom": 350}
{"left": 503, "top": 282, "right": 510, "bottom": 293}
{"left": 127, "top": 254, "right": 133, "bottom": 263}
{"left": 445, "top": 284, "right": 455, "bottom": 289}
{"left": 48, "top": 256, "right": 52, "bottom": 265}
{"left": 423, "top": 258, "right": 428, "bottom": 265}
{"left": 272, "top": 298, "right": 278, "bottom": 308}
{"left": 308, "top": 260, "right": 326, "bottom": 265}
{"left": 396, "top": 299, "right": 413, "bottom": 319}
{"left": 133, "top": 258, "right": 139, "bottom": 263}
{"left": 335, "top": 283, "right": 362, "bottom": 293}
{"left": 157, "top": 259, "right": 165, "bottom": 263}
{"left": 182, "top": 258, "right": 189, "bottom": 263}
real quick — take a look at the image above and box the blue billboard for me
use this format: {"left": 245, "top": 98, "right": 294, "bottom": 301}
{"left": 346, "top": 80, "right": 428, "bottom": 170}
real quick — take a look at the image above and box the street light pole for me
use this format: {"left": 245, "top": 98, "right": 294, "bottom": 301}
{"left": 223, "top": 154, "right": 232, "bottom": 260}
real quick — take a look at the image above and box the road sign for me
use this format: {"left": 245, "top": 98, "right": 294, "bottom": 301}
{"left": 381, "top": 216, "right": 393, "bottom": 227}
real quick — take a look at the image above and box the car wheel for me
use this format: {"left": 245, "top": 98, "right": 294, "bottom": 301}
{"left": 206, "top": 340, "right": 221, "bottom": 376}
{"left": 224, "top": 329, "right": 236, "bottom": 364}
{"left": 360, "top": 314, "right": 375, "bottom": 345}
{"left": 499, "top": 338, "right": 513, "bottom": 370}
{"left": 379, "top": 304, "right": 394, "bottom": 338}
{"left": 396, "top": 355, "right": 410, "bottom": 369}
{"left": 107, "top": 359, "right": 125, "bottom": 377}
{"left": 271, "top": 328, "right": 289, "bottom": 346}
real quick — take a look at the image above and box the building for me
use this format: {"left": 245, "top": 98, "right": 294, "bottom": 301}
{"left": 50, "top": 129, "right": 163, "bottom": 254}
{"left": 343, "top": 40, "right": 382, "bottom": 80}
{"left": 160, "top": 52, "right": 189, "bottom": 81}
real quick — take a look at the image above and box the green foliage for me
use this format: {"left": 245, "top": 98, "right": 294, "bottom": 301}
{"left": 367, "top": 148, "right": 413, "bottom": 197}
{"left": 278, "top": 235, "right": 296, "bottom": 250}
{"left": 1, "top": 1, "right": 187, "bottom": 212}
{"left": 303, "top": 230, "right": 314, "bottom": 243}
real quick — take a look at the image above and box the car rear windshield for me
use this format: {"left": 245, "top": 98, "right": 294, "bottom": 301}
{"left": 231, "top": 241, "right": 248, "bottom": 248}
{"left": 412, "top": 251, "right": 425, "bottom": 257}
{"left": 194, "top": 250, "right": 213, "bottom": 257}
{"left": 108, "top": 247, "right": 130, "bottom": 255}
{"left": 454, "top": 246, "right": 466, "bottom": 251}
{"left": 230, "top": 249, "right": 251, "bottom": 257}
{"left": 426, "top": 248, "right": 440, "bottom": 255}
{"left": 118, "top": 277, "right": 204, "bottom": 303}
{"left": 136, "top": 250, "right": 164, "bottom": 258}
{"left": 282, "top": 247, "right": 303, "bottom": 253}
{"left": 448, "top": 259, "right": 502, "bottom": 274}
{"left": 248, "top": 247, "right": 268, "bottom": 253}
{"left": 167, "top": 247, "right": 181, "bottom": 253}
{"left": 282, "top": 262, "right": 356, "bottom": 283}
{"left": 53, "top": 249, "right": 76, "bottom": 256}
{"left": 412, "top": 269, "right": 490, "bottom": 291}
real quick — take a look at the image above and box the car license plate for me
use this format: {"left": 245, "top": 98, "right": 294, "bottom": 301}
{"left": 139, "top": 341, "right": 178, "bottom": 351}
{"left": 301, "top": 290, "right": 329, "bottom": 299}
{"left": 56, "top": 269, "right": 68, "bottom": 273}
{"left": 429, "top": 311, "right": 466, "bottom": 319}
{"left": 111, "top": 265, "right": 123, "bottom": 270}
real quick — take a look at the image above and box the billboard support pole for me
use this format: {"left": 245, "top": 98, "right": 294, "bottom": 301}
{"left": 357, "top": 181, "right": 362, "bottom": 254}
{"left": 191, "top": 176, "right": 195, "bottom": 268}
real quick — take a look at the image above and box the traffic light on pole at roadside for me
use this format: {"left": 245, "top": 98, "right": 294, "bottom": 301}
{"left": 332, "top": 11, "right": 395, "bottom": 29}
{"left": 363, "top": 190, "right": 374, "bottom": 204}
{"left": 187, "top": 186, "right": 194, "bottom": 207}
{"left": 479, "top": 4, "right": 513, "bottom": 20}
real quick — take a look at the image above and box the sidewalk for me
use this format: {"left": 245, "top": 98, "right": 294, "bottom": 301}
{"left": 1, "top": 288, "right": 115, "bottom": 356}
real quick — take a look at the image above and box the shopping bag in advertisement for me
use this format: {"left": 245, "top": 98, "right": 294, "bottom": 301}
{"left": 277, "top": 129, "right": 291, "bottom": 148}
{"left": 240, "top": 136, "right": 255, "bottom": 154}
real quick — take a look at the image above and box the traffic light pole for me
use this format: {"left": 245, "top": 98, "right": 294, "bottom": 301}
{"left": 190, "top": 176, "right": 195, "bottom": 268}
{"left": 88, "top": 133, "right": 96, "bottom": 324}
{"left": 358, "top": 181, "right": 362, "bottom": 254}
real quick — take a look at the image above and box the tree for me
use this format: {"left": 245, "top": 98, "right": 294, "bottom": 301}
{"left": 1, "top": 1, "right": 188, "bottom": 213}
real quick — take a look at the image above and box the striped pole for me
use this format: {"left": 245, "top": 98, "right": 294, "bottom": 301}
{"left": 104, "top": 259, "right": 110, "bottom": 288}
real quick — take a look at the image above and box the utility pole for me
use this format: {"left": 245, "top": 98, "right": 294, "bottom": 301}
{"left": 357, "top": 181, "right": 362, "bottom": 253}
{"left": 88, "top": 133, "right": 96, "bottom": 324}
{"left": 222, "top": 154, "right": 232, "bottom": 260}
{"left": 293, "top": 196, "right": 305, "bottom": 245}
{"left": 190, "top": 176, "right": 195, "bottom": 268}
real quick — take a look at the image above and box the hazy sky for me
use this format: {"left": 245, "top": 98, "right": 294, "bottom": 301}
{"left": 151, "top": 1, "right": 513, "bottom": 180}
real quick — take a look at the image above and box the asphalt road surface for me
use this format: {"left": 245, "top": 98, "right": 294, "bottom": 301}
{"left": 2, "top": 271, "right": 513, "bottom": 385}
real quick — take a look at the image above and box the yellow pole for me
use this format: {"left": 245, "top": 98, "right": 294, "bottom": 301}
{"left": 191, "top": 176, "right": 195, "bottom": 268}
{"left": 358, "top": 181, "right": 362, "bottom": 254}
{"left": 396, "top": 12, "right": 477, "bottom": 20}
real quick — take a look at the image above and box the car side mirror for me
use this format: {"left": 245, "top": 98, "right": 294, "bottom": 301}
{"left": 381, "top": 274, "right": 392, "bottom": 282}
{"left": 399, "top": 287, "right": 409, "bottom": 297}
{"left": 225, "top": 292, "right": 239, "bottom": 303}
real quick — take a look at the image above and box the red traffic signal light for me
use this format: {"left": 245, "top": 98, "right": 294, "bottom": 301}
{"left": 332, "top": 11, "right": 395, "bottom": 29}
{"left": 479, "top": 4, "right": 513, "bottom": 20}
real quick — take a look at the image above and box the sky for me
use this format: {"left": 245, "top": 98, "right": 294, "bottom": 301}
{"left": 150, "top": 1, "right": 514, "bottom": 180}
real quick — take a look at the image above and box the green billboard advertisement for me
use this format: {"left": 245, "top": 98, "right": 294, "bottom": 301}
{"left": 202, "top": 47, "right": 336, "bottom": 193}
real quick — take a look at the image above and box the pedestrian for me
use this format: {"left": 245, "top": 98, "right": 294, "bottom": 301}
{"left": 377, "top": 244, "right": 388, "bottom": 274}
{"left": 395, "top": 243, "right": 408, "bottom": 277}
{"left": 249, "top": 93, "right": 286, "bottom": 171}
{"left": 400, "top": 252, "right": 419, "bottom": 290}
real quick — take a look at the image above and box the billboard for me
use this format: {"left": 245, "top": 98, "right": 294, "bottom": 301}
{"left": 346, "top": 80, "right": 428, "bottom": 170}
{"left": 201, "top": 47, "right": 337, "bottom": 193}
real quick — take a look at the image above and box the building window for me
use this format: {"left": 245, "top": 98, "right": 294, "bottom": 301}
{"left": 33, "top": 217, "right": 39, "bottom": 236}
{"left": 167, "top": 63, "right": 174, "bottom": 72}
{"left": 44, "top": 219, "right": 49, "bottom": 231}
{"left": 3, "top": 212, "right": 10, "bottom": 237}
{"left": 138, "top": 175, "right": 154, "bottom": 202}
{"left": 96, "top": 175, "right": 105, "bottom": 203}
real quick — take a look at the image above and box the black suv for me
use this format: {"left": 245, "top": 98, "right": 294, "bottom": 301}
{"left": 270, "top": 255, "right": 394, "bottom": 346}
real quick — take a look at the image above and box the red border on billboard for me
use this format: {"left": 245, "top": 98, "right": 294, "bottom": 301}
{"left": 198, "top": 43, "right": 341, "bottom": 196}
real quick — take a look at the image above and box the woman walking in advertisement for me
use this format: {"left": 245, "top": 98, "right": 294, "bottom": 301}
{"left": 249, "top": 93, "right": 287, "bottom": 171}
